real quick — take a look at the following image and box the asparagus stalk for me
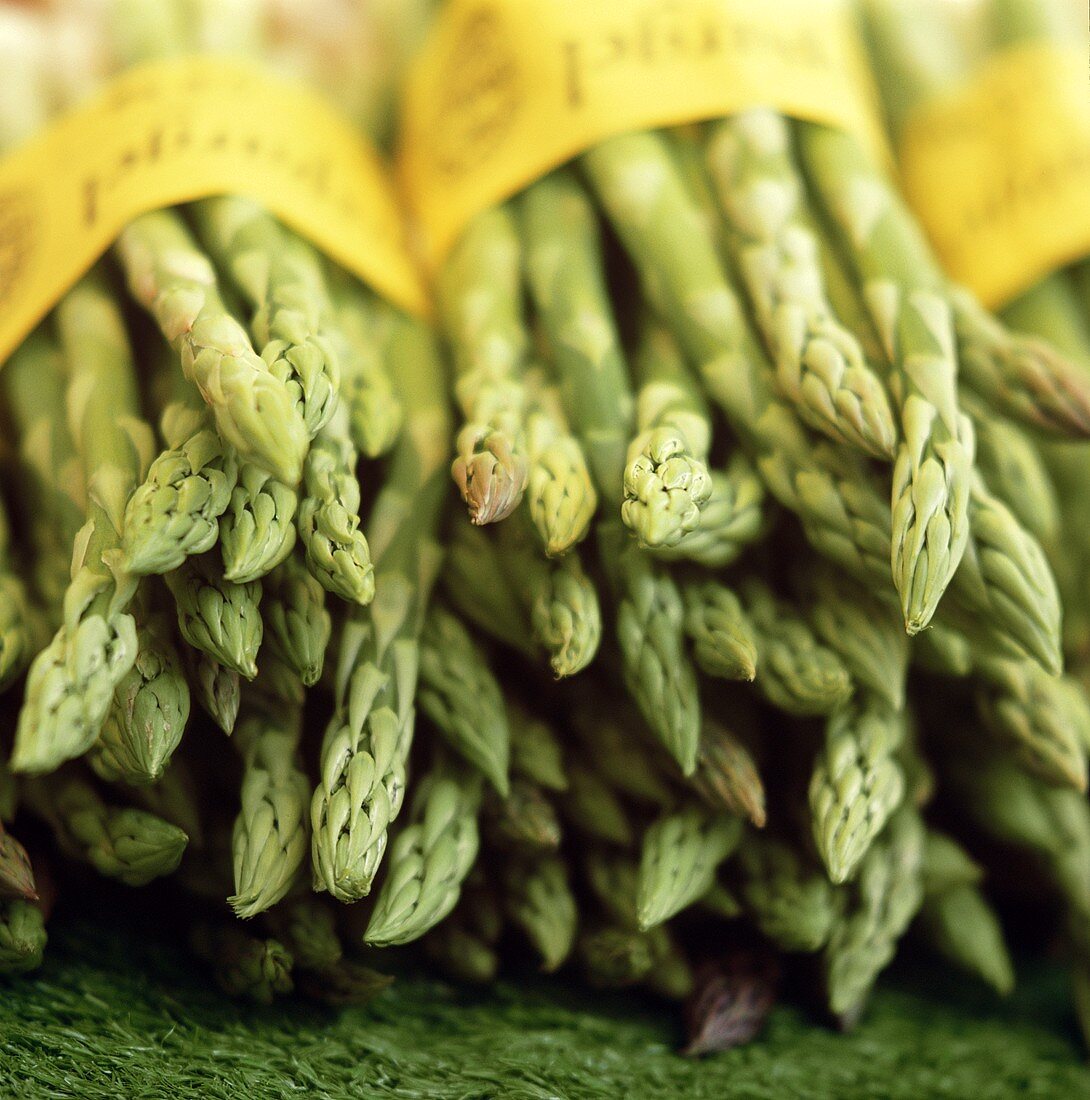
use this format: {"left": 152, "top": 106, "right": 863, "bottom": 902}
{"left": 165, "top": 553, "right": 263, "bottom": 680}
{"left": 13, "top": 273, "right": 153, "bottom": 773}
{"left": 193, "top": 197, "right": 341, "bottom": 438}
{"left": 519, "top": 168, "right": 634, "bottom": 505}
{"left": 327, "top": 276, "right": 403, "bottom": 459}
{"left": 0, "top": 821, "right": 37, "bottom": 901}
{"left": 810, "top": 699, "right": 907, "bottom": 884}
{"left": 823, "top": 807, "right": 925, "bottom": 1022}
{"left": 229, "top": 704, "right": 310, "bottom": 919}
{"left": 621, "top": 318, "right": 714, "bottom": 549}
{"left": 186, "top": 647, "right": 241, "bottom": 735}
{"left": 975, "top": 656, "right": 1089, "bottom": 792}
{"left": 802, "top": 565, "right": 910, "bottom": 711}
{"left": 92, "top": 609, "right": 191, "bottom": 786}
{"left": 484, "top": 778, "right": 562, "bottom": 853}
{"left": 191, "top": 924, "right": 293, "bottom": 1004}
{"left": 115, "top": 210, "right": 308, "bottom": 485}
{"left": 964, "top": 393, "right": 1059, "bottom": 547}
{"left": 261, "top": 551, "right": 331, "bottom": 688}
{"left": 297, "top": 400, "right": 375, "bottom": 605}
{"left": 0, "top": 329, "right": 85, "bottom": 616}
{"left": 219, "top": 463, "right": 297, "bottom": 584}
{"left": 502, "top": 854, "right": 578, "bottom": 971}
{"left": 741, "top": 580, "right": 853, "bottom": 717}
{"left": 691, "top": 720, "right": 767, "bottom": 828}
{"left": 122, "top": 359, "right": 239, "bottom": 578}
{"left": 364, "top": 758, "right": 483, "bottom": 947}
{"left": 417, "top": 605, "right": 511, "bottom": 795}
{"left": 605, "top": 522, "right": 702, "bottom": 775}
{"left": 444, "top": 515, "right": 603, "bottom": 678}
{"left": 521, "top": 369, "right": 598, "bottom": 556}
{"left": 0, "top": 900, "right": 47, "bottom": 975}
{"left": 438, "top": 206, "right": 530, "bottom": 524}
{"left": 637, "top": 807, "right": 742, "bottom": 930}
{"left": 706, "top": 109, "right": 897, "bottom": 459}
{"left": 310, "top": 315, "right": 450, "bottom": 902}
{"left": 683, "top": 581, "right": 759, "bottom": 683}
{"left": 0, "top": 494, "right": 34, "bottom": 692}
{"left": 738, "top": 835, "right": 840, "bottom": 952}
{"left": 507, "top": 700, "right": 567, "bottom": 793}
{"left": 25, "top": 771, "right": 187, "bottom": 886}
{"left": 795, "top": 122, "right": 974, "bottom": 634}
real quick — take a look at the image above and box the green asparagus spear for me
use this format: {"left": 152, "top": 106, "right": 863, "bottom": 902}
{"left": 186, "top": 647, "right": 241, "bottom": 735}
{"left": 115, "top": 210, "right": 308, "bottom": 484}
{"left": 796, "top": 123, "right": 974, "bottom": 633}
{"left": 742, "top": 579, "right": 853, "bottom": 717}
{"left": 92, "top": 610, "right": 191, "bottom": 785}
{"left": 26, "top": 771, "right": 187, "bottom": 886}
{"left": 503, "top": 854, "right": 578, "bottom": 971}
{"left": 562, "top": 761, "right": 633, "bottom": 847}
{"left": 683, "top": 581, "right": 759, "bottom": 683}
{"left": 803, "top": 565, "right": 909, "bottom": 710}
{"left": 122, "top": 359, "right": 239, "bottom": 577}
{"left": 0, "top": 900, "right": 46, "bottom": 974}
{"left": 13, "top": 274, "right": 152, "bottom": 773}
{"left": 738, "top": 834, "right": 840, "bottom": 952}
{"left": 606, "top": 523, "right": 702, "bottom": 774}
{"left": 507, "top": 700, "right": 568, "bottom": 793}
{"left": 364, "top": 760, "right": 482, "bottom": 947}
{"left": 297, "top": 400, "right": 374, "bottom": 605}
{"left": 522, "top": 370, "right": 598, "bottom": 557}
{"left": 439, "top": 207, "right": 530, "bottom": 524}
{"left": 503, "top": 522, "right": 603, "bottom": 678}
{"left": 520, "top": 168, "right": 634, "bottom": 504}
{"left": 418, "top": 605, "right": 511, "bottom": 795}
{"left": 193, "top": 197, "right": 340, "bottom": 438}
{"left": 1, "top": 329, "right": 85, "bottom": 614}
{"left": 975, "top": 656, "right": 1089, "bottom": 792}
{"left": 165, "top": 553, "right": 263, "bottom": 680}
{"left": 637, "top": 806, "right": 742, "bottom": 930}
{"left": 917, "top": 829, "right": 1013, "bottom": 995}
{"left": 218, "top": 463, "right": 297, "bottom": 584}
{"left": 191, "top": 924, "right": 293, "bottom": 1004}
{"left": 0, "top": 495, "right": 34, "bottom": 693}
{"left": 0, "top": 821, "right": 37, "bottom": 901}
{"left": 810, "top": 699, "right": 907, "bottom": 884}
{"left": 261, "top": 551, "right": 331, "bottom": 688}
{"left": 311, "top": 317, "right": 449, "bottom": 902}
{"left": 823, "top": 807, "right": 925, "bottom": 1021}
{"left": 327, "top": 278, "right": 403, "bottom": 459}
{"left": 967, "top": 399, "right": 1059, "bottom": 548}
{"left": 691, "top": 720, "right": 767, "bottom": 828}
{"left": 707, "top": 109, "right": 897, "bottom": 459}
{"left": 229, "top": 706, "right": 310, "bottom": 919}
{"left": 622, "top": 318, "right": 713, "bottom": 548}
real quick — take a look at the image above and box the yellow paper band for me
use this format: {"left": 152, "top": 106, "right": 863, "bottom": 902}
{"left": 899, "top": 43, "right": 1090, "bottom": 309}
{"left": 399, "top": 0, "right": 886, "bottom": 270}
{"left": 0, "top": 56, "right": 428, "bottom": 365}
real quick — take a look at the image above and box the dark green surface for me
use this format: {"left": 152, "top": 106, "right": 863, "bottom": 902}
{"left": 0, "top": 912, "right": 1087, "bottom": 1099}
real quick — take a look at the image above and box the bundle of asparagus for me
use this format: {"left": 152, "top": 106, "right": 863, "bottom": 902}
{"left": 2, "top": 0, "right": 1090, "bottom": 1057}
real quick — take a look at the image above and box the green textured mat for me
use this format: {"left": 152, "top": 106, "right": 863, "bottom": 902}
{"left": 1, "top": 912, "right": 1088, "bottom": 1099}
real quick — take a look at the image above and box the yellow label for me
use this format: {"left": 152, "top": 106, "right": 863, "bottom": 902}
{"left": 900, "top": 44, "right": 1090, "bottom": 308}
{"left": 399, "top": 0, "right": 886, "bottom": 270}
{"left": 0, "top": 56, "right": 428, "bottom": 366}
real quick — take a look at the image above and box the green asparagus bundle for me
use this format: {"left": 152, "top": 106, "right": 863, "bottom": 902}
{"left": 6, "top": 0, "right": 1090, "bottom": 1066}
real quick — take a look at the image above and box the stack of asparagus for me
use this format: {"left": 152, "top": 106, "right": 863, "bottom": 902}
{"left": 2, "top": 0, "right": 1090, "bottom": 1054}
